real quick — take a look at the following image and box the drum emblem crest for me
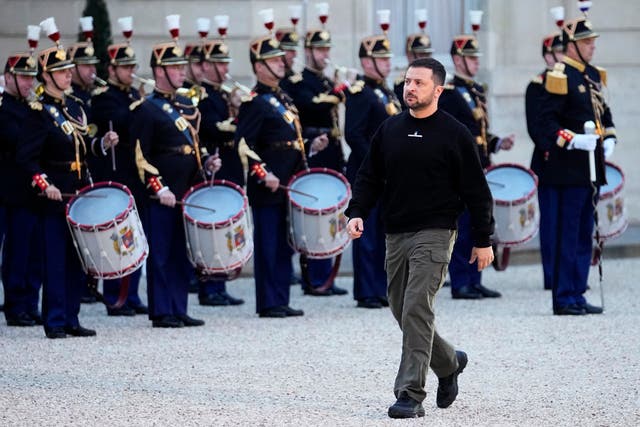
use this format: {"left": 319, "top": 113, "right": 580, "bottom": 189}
{"left": 329, "top": 214, "right": 348, "bottom": 240}
{"left": 111, "top": 226, "right": 136, "bottom": 254}
{"left": 607, "top": 198, "right": 623, "bottom": 223}
{"left": 519, "top": 203, "right": 536, "bottom": 227}
{"left": 226, "top": 225, "right": 246, "bottom": 252}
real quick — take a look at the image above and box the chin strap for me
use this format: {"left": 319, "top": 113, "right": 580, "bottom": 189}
{"left": 372, "top": 58, "right": 385, "bottom": 81}
{"left": 164, "top": 66, "right": 181, "bottom": 91}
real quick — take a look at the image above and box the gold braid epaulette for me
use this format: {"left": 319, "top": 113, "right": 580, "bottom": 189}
{"left": 596, "top": 66, "right": 608, "bottom": 86}
{"left": 91, "top": 86, "right": 109, "bottom": 96}
{"left": 348, "top": 80, "right": 365, "bottom": 94}
{"left": 545, "top": 63, "right": 567, "bottom": 95}
{"left": 288, "top": 73, "right": 303, "bottom": 84}
{"left": 129, "top": 98, "right": 145, "bottom": 111}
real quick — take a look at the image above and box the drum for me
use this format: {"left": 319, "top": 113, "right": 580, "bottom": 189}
{"left": 485, "top": 163, "right": 539, "bottom": 247}
{"left": 596, "top": 161, "right": 627, "bottom": 240}
{"left": 287, "top": 168, "right": 351, "bottom": 259}
{"left": 66, "top": 182, "right": 148, "bottom": 279}
{"left": 182, "top": 180, "right": 253, "bottom": 278}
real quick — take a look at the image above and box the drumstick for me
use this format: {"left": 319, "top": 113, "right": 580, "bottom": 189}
{"left": 109, "top": 120, "right": 116, "bottom": 171}
{"left": 278, "top": 184, "right": 319, "bottom": 201}
{"left": 486, "top": 180, "right": 506, "bottom": 188}
{"left": 209, "top": 147, "right": 219, "bottom": 188}
{"left": 149, "top": 195, "right": 217, "bottom": 213}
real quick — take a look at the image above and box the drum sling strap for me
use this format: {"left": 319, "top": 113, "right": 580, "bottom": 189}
{"left": 261, "top": 93, "right": 309, "bottom": 170}
{"left": 88, "top": 276, "right": 130, "bottom": 310}
{"left": 146, "top": 95, "right": 195, "bottom": 145}
{"left": 299, "top": 253, "right": 343, "bottom": 293}
{"left": 146, "top": 95, "right": 205, "bottom": 174}
{"left": 260, "top": 93, "right": 296, "bottom": 130}
{"left": 456, "top": 85, "right": 489, "bottom": 155}
{"left": 43, "top": 103, "right": 88, "bottom": 179}
{"left": 491, "top": 245, "right": 510, "bottom": 271}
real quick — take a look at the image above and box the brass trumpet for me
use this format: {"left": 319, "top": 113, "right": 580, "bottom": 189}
{"left": 132, "top": 74, "right": 155, "bottom": 96}
{"left": 222, "top": 74, "right": 254, "bottom": 117}
{"left": 132, "top": 74, "right": 155, "bottom": 87}
{"left": 91, "top": 73, "right": 108, "bottom": 87}
{"left": 224, "top": 73, "right": 253, "bottom": 97}
{"left": 323, "top": 59, "right": 358, "bottom": 89}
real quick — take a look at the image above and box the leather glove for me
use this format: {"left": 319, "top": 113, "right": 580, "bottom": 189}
{"left": 568, "top": 134, "right": 598, "bottom": 152}
{"left": 603, "top": 137, "right": 616, "bottom": 158}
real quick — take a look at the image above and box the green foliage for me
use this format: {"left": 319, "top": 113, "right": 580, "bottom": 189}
{"left": 79, "top": 0, "right": 112, "bottom": 78}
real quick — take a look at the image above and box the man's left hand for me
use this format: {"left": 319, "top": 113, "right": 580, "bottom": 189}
{"left": 469, "top": 246, "right": 494, "bottom": 271}
{"left": 102, "top": 130, "right": 119, "bottom": 149}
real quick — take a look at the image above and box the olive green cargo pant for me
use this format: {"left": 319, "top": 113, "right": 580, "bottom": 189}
{"left": 385, "top": 229, "right": 460, "bottom": 403}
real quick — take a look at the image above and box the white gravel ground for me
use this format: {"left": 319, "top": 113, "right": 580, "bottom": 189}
{"left": 1, "top": 259, "right": 639, "bottom": 426}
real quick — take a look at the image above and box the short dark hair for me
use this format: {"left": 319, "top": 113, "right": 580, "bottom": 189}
{"left": 407, "top": 57, "right": 446, "bottom": 86}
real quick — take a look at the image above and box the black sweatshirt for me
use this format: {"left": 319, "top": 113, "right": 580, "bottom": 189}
{"left": 344, "top": 109, "right": 495, "bottom": 247}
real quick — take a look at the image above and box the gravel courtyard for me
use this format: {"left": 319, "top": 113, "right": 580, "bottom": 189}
{"left": 1, "top": 259, "right": 638, "bottom": 426}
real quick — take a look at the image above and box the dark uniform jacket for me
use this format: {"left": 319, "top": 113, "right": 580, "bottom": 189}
{"left": 17, "top": 93, "right": 93, "bottom": 213}
{"left": 91, "top": 82, "right": 147, "bottom": 200}
{"left": 393, "top": 77, "right": 406, "bottom": 110}
{"left": 531, "top": 57, "right": 614, "bottom": 187}
{"left": 344, "top": 75, "right": 401, "bottom": 184}
{"left": 70, "top": 82, "right": 93, "bottom": 118}
{"left": 438, "top": 75, "right": 499, "bottom": 169}
{"left": 282, "top": 67, "right": 345, "bottom": 172}
{"left": 234, "top": 81, "right": 303, "bottom": 207}
{"left": 130, "top": 90, "right": 208, "bottom": 200}
{"left": 525, "top": 69, "right": 548, "bottom": 180}
{"left": 198, "top": 81, "right": 244, "bottom": 185}
{"left": 0, "top": 93, "right": 34, "bottom": 208}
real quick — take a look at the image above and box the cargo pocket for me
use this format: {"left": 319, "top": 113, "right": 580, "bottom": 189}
{"left": 430, "top": 250, "right": 450, "bottom": 290}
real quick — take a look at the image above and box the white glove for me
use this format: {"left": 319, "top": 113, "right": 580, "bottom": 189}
{"left": 603, "top": 137, "right": 616, "bottom": 158}
{"left": 568, "top": 134, "right": 598, "bottom": 152}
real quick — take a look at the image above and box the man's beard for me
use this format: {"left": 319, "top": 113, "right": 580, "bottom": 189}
{"left": 406, "top": 92, "right": 435, "bottom": 111}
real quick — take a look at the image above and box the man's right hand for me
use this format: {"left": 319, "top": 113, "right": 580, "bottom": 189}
{"left": 347, "top": 218, "right": 364, "bottom": 240}
{"left": 158, "top": 189, "right": 176, "bottom": 207}
{"left": 264, "top": 172, "right": 280, "bottom": 192}
{"left": 569, "top": 134, "right": 598, "bottom": 151}
{"left": 45, "top": 184, "right": 62, "bottom": 201}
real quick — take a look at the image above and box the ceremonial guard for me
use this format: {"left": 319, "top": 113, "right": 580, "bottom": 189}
{"left": 91, "top": 16, "right": 148, "bottom": 316}
{"left": 344, "top": 10, "right": 400, "bottom": 309}
{"left": 438, "top": 11, "right": 514, "bottom": 300}
{"left": 68, "top": 17, "right": 102, "bottom": 304}
{"left": 181, "top": 18, "right": 207, "bottom": 104}
{"left": 275, "top": 9, "right": 307, "bottom": 288}
{"left": 130, "top": 15, "right": 220, "bottom": 328}
{"left": 280, "top": 7, "right": 347, "bottom": 296}
{"left": 275, "top": 5, "right": 302, "bottom": 80}
{"left": 193, "top": 15, "right": 244, "bottom": 306}
{"left": 67, "top": 17, "right": 100, "bottom": 109}
{"left": 394, "top": 9, "right": 433, "bottom": 108}
{"left": 1, "top": 27, "right": 42, "bottom": 327}
{"left": 531, "top": 6, "right": 614, "bottom": 315}
{"left": 17, "top": 18, "right": 118, "bottom": 338}
{"left": 234, "top": 20, "right": 305, "bottom": 318}
{"left": 180, "top": 22, "right": 210, "bottom": 296}
{"left": 526, "top": 7, "right": 565, "bottom": 291}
